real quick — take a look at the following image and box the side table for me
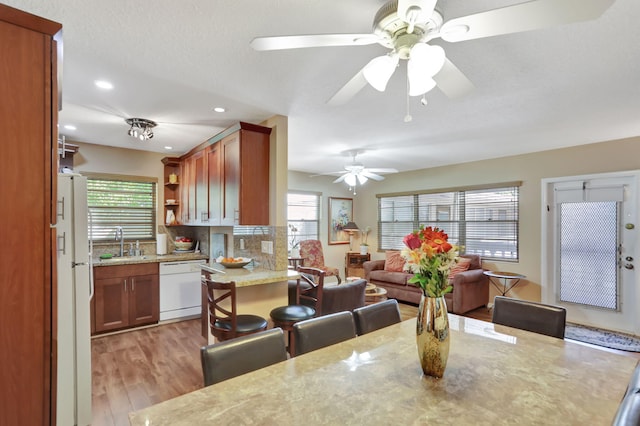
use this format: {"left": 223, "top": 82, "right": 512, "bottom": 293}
{"left": 483, "top": 271, "right": 526, "bottom": 296}
{"left": 345, "top": 252, "right": 370, "bottom": 279}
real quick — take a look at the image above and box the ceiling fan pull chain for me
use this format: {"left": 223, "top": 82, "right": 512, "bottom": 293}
{"left": 404, "top": 69, "right": 412, "bottom": 123}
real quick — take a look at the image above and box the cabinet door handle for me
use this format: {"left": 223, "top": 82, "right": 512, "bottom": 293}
{"left": 124, "top": 279, "right": 127, "bottom": 292}
{"left": 57, "top": 232, "right": 66, "bottom": 255}
{"left": 131, "top": 278, "right": 135, "bottom": 291}
{"left": 57, "top": 196, "right": 65, "bottom": 220}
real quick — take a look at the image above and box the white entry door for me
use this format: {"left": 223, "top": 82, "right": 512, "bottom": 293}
{"left": 542, "top": 172, "right": 639, "bottom": 334}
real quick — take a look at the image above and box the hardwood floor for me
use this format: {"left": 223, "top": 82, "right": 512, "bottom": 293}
{"left": 90, "top": 302, "right": 634, "bottom": 425}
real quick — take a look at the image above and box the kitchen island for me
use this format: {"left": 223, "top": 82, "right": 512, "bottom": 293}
{"left": 200, "top": 263, "right": 299, "bottom": 342}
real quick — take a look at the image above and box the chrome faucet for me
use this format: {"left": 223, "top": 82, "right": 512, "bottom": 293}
{"left": 115, "top": 226, "right": 124, "bottom": 257}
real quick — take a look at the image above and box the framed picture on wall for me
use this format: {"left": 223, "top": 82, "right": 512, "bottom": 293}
{"left": 328, "top": 197, "right": 353, "bottom": 245}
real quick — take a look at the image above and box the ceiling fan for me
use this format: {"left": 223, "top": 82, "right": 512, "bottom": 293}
{"left": 313, "top": 152, "right": 399, "bottom": 194}
{"left": 251, "top": 0, "right": 614, "bottom": 105}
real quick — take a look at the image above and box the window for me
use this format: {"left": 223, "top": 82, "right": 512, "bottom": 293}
{"left": 378, "top": 184, "right": 520, "bottom": 261}
{"left": 287, "top": 192, "right": 320, "bottom": 249}
{"left": 87, "top": 178, "right": 156, "bottom": 241}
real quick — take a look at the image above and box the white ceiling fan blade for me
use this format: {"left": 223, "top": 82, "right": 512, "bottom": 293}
{"left": 433, "top": 58, "right": 475, "bottom": 99}
{"left": 440, "top": 0, "right": 615, "bottom": 43}
{"left": 333, "top": 174, "right": 348, "bottom": 184}
{"left": 361, "top": 171, "right": 385, "bottom": 181}
{"left": 327, "top": 68, "right": 368, "bottom": 106}
{"left": 250, "top": 33, "right": 380, "bottom": 51}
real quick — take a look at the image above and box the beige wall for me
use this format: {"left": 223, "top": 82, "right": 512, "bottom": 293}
{"left": 290, "top": 136, "right": 640, "bottom": 302}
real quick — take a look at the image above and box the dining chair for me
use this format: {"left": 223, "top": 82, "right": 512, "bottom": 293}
{"left": 270, "top": 266, "right": 325, "bottom": 356}
{"left": 491, "top": 296, "right": 567, "bottom": 339}
{"left": 204, "top": 278, "right": 268, "bottom": 342}
{"left": 353, "top": 299, "right": 402, "bottom": 335}
{"left": 200, "top": 328, "right": 288, "bottom": 386}
{"left": 292, "top": 311, "right": 357, "bottom": 356}
{"left": 299, "top": 239, "right": 342, "bottom": 283}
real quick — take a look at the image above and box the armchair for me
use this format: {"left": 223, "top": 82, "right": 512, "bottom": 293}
{"left": 299, "top": 239, "right": 342, "bottom": 284}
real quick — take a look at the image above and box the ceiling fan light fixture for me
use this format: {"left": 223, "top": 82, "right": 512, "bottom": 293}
{"left": 345, "top": 173, "right": 357, "bottom": 187}
{"left": 409, "top": 43, "right": 446, "bottom": 76}
{"left": 357, "top": 174, "right": 368, "bottom": 185}
{"left": 363, "top": 53, "right": 399, "bottom": 92}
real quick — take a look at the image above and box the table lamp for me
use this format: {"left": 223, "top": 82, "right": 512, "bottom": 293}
{"left": 343, "top": 221, "right": 359, "bottom": 251}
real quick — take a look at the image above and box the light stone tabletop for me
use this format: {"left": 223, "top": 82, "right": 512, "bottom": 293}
{"left": 130, "top": 315, "right": 637, "bottom": 425}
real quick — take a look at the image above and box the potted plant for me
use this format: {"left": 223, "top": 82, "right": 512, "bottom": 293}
{"left": 289, "top": 224, "right": 300, "bottom": 258}
{"left": 360, "top": 226, "right": 371, "bottom": 255}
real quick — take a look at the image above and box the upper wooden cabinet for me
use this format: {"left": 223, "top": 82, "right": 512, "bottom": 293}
{"left": 163, "top": 122, "right": 272, "bottom": 226}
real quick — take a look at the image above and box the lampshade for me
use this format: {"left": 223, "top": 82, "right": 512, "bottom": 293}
{"left": 363, "top": 53, "right": 399, "bottom": 92}
{"left": 357, "top": 174, "right": 368, "bottom": 185}
{"left": 407, "top": 43, "right": 445, "bottom": 96}
{"left": 343, "top": 221, "right": 359, "bottom": 232}
{"left": 344, "top": 173, "right": 357, "bottom": 187}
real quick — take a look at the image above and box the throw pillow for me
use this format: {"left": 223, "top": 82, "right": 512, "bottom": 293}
{"left": 384, "top": 251, "right": 405, "bottom": 272}
{"left": 449, "top": 257, "right": 472, "bottom": 280}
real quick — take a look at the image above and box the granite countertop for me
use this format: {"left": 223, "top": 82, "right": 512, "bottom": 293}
{"left": 93, "top": 252, "right": 209, "bottom": 267}
{"left": 201, "top": 263, "right": 298, "bottom": 287}
{"left": 130, "top": 315, "right": 637, "bottom": 425}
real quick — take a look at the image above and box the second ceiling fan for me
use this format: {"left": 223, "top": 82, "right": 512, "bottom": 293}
{"left": 251, "top": 0, "right": 614, "bottom": 105}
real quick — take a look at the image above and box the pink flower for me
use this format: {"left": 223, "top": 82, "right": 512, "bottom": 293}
{"left": 403, "top": 233, "right": 422, "bottom": 250}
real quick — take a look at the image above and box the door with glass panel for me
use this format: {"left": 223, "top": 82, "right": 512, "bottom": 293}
{"left": 543, "top": 173, "right": 638, "bottom": 333}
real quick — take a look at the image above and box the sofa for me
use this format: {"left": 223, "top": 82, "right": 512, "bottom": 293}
{"left": 363, "top": 254, "right": 489, "bottom": 315}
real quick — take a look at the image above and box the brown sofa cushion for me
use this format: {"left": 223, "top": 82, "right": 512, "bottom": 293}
{"left": 369, "top": 270, "right": 410, "bottom": 286}
{"left": 449, "top": 257, "right": 471, "bottom": 281}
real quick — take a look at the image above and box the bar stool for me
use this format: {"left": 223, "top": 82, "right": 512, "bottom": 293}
{"left": 270, "top": 266, "right": 325, "bottom": 356}
{"left": 204, "top": 278, "right": 268, "bottom": 342}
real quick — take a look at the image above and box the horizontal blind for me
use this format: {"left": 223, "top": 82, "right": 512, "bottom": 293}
{"left": 87, "top": 179, "right": 156, "bottom": 241}
{"left": 378, "top": 185, "right": 519, "bottom": 260}
{"left": 288, "top": 192, "right": 320, "bottom": 248}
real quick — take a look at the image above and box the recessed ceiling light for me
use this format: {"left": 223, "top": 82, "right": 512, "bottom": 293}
{"left": 64, "top": 124, "right": 77, "bottom": 131}
{"left": 213, "top": 107, "right": 226, "bottom": 113}
{"left": 164, "top": 146, "right": 173, "bottom": 150}
{"left": 95, "top": 80, "right": 113, "bottom": 90}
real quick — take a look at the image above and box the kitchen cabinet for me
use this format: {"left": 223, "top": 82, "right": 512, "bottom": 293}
{"left": 92, "top": 263, "right": 159, "bottom": 334}
{"left": 0, "top": 5, "right": 62, "bottom": 424}
{"left": 220, "top": 124, "right": 271, "bottom": 225}
{"left": 168, "top": 122, "right": 272, "bottom": 226}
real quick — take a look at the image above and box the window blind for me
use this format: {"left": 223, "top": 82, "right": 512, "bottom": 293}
{"left": 87, "top": 179, "right": 156, "bottom": 241}
{"left": 288, "top": 192, "right": 320, "bottom": 248}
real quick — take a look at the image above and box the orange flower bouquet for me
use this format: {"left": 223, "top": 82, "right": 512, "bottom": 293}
{"left": 400, "top": 226, "right": 460, "bottom": 298}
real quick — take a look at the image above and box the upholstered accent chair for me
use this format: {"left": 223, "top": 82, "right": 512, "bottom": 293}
{"left": 299, "top": 239, "right": 341, "bottom": 284}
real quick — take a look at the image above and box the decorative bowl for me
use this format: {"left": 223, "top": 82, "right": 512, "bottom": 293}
{"left": 175, "top": 241, "right": 193, "bottom": 250}
{"left": 218, "top": 257, "right": 252, "bottom": 268}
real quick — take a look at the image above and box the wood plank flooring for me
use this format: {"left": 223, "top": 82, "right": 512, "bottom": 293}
{"left": 90, "top": 302, "right": 634, "bottom": 425}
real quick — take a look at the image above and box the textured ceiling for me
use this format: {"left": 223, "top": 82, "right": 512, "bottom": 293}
{"left": 5, "top": 0, "right": 640, "bottom": 175}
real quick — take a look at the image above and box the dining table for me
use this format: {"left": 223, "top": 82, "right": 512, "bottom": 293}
{"left": 129, "top": 314, "right": 637, "bottom": 425}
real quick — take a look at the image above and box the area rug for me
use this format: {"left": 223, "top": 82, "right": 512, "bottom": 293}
{"left": 565, "top": 323, "right": 640, "bottom": 352}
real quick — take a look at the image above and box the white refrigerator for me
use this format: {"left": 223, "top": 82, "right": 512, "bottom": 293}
{"left": 57, "top": 174, "right": 92, "bottom": 426}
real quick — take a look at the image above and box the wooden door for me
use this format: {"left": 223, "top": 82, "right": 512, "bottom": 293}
{"left": 237, "top": 129, "right": 270, "bottom": 225}
{"left": 194, "top": 150, "right": 208, "bottom": 224}
{"left": 93, "top": 277, "right": 128, "bottom": 333}
{"left": 0, "top": 6, "right": 61, "bottom": 425}
{"left": 128, "top": 274, "right": 160, "bottom": 326}
{"left": 221, "top": 133, "right": 240, "bottom": 225}
{"left": 207, "top": 143, "right": 221, "bottom": 225}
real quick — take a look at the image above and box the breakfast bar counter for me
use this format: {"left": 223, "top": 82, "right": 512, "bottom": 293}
{"left": 131, "top": 315, "right": 637, "bottom": 425}
{"left": 200, "top": 264, "right": 299, "bottom": 342}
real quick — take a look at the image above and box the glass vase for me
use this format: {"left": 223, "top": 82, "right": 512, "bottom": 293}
{"left": 416, "top": 294, "right": 450, "bottom": 378}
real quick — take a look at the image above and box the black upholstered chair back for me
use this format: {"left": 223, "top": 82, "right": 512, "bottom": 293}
{"left": 492, "top": 296, "right": 566, "bottom": 339}
{"left": 200, "top": 328, "right": 288, "bottom": 386}
{"left": 292, "top": 311, "right": 356, "bottom": 355}
{"left": 353, "top": 299, "right": 402, "bottom": 335}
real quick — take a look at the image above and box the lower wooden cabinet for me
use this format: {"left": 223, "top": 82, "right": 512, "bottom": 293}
{"left": 92, "top": 263, "right": 159, "bottom": 334}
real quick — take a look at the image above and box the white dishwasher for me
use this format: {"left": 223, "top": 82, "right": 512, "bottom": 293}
{"left": 159, "top": 259, "right": 207, "bottom": 321}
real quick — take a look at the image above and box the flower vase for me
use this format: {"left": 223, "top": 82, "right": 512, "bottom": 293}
{"left": 416, "top": 294, "right": 450, "bottom": 378}
{"left": 290, "top": 248, "right": 300, "bottom": 258}
{"left": 360, "top": 245, "right": 368, "bottom": 255}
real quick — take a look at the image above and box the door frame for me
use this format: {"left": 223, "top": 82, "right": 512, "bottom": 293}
{"left": 541, "top": 170, "right": 640, "bottom": 335}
